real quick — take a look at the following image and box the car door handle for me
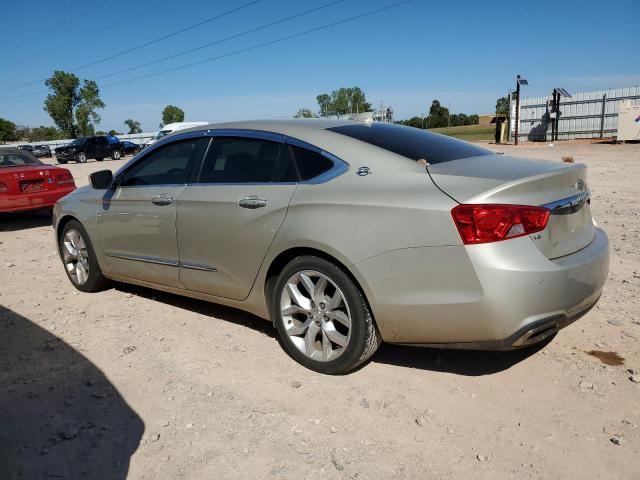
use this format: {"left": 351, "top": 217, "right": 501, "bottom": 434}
{"left": 151, "top": 195, "right": 173, "bottom": 206}
{"left": 238, "top": 195, "right": 268, "bottom": 209}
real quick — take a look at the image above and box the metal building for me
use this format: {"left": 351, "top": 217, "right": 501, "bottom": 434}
{"left": 511, "top": 85, "right": 640, "bottom": 142}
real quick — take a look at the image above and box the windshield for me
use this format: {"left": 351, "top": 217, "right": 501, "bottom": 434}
{"left": 69, "top": 139, "right": 85, "bottom": 146}
{"left": 0, "top": 151, "right": 42, "bottom": 167}
{"left": 327, "top": 123, "right": 492, "bottom": 165}
{"left": 155, "top": 129, "right": 172, "bottom": 139}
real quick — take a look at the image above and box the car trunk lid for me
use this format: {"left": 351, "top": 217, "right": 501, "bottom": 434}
{"left": 428, "top": 154, "right": 594, "bottom": 259}
{"left": 1, "top": 165, "right": 67, "bottom": 193}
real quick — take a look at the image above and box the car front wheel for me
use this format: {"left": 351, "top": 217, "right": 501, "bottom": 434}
{"left": 58, "top": 220, "right": 110, "bottom": 292}
{"left": 271, "top": 256, "right": 380, "bottom": 374}
{"left": 77, "top": 152, "right": 87, "bottom": 163}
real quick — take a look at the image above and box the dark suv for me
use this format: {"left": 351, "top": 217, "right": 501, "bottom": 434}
{"left": 54, "top": 135, "right": 123, "bottom": 164}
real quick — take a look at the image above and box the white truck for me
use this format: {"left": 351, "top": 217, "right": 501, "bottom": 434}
{"left": 143, "top": 121, "right": 208, "bottom": 148}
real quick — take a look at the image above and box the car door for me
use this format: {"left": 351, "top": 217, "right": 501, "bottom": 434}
{"left": 85, "top": 137, "right": 97, "bottom": 159}
{"left": 176, "top": 133, "right": 298, "bottom": 300}
{"left": 95, "top": 136, "right": 109, "bottom": 158}
{"left": 97, "top": 137, "right": 209, "bottom": 287}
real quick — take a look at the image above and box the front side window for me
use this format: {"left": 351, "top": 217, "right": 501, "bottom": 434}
{"left": 69, "top": 139, "right": 85, "bottom": 146}
{"left": 196, "top": 137, "right": 297, "bottom": 183}
{"left": 96, "top": 137, "right": 108, "bottom": 146}
{"left": 119, "top": 138, "right": 206, "bottom": 186}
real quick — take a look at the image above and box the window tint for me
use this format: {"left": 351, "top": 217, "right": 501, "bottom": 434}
{"left": 120, "top": 138, "right": 204, "bottom": 186}
{"left": 197, "top": 137, "right": 297, "bottom": 183}
{"left": 327, "top": 123, "right": 491, "bottom": 164}
{"left": 289, "top": 146, "right": 333, "bottom": 180}
{"left": 96, "top": 137, "right": 108, "bottom": 146}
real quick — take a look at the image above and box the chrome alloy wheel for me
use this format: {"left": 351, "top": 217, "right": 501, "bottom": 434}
{"left": 62, "top": 229, "right": 90, "bottom": 285}
{"left": 280, "top": 270, "right": 352, "bottom": 361}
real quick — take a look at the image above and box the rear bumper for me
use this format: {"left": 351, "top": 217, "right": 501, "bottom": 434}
{"left": 350, "top": 227, "right": 609, "bottom": 347}
{"left": 0, "top": 187, "right": 76, "bottom": 213}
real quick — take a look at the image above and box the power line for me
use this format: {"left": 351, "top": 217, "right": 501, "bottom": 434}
{"left": 0, "top": 0, "right": 413, "bottom": 104}
{"left": 0, "top": 0, "right": 346, "bottom": 103}
{"left": 94, "top": 0, "right": 348, "bottom": 81}
{"left": 101, "top": 0, "right": 414, "bottom": 88}
{"left": 0, "top": 0, "right": 260, "bottom": 94}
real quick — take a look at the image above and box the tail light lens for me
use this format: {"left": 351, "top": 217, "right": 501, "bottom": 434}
{"left": 452, "top": 204, "right": 550, "bottom": 245}
{"left": 56, "top": 172, "right": 75, "bottom": 185}
{"left": 0, "top": 181, "right": 7, "bottom": 192}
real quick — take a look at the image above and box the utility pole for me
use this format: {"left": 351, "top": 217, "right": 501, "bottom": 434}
{"left": 514, "top": 74, "right": 528, "bottom": 145}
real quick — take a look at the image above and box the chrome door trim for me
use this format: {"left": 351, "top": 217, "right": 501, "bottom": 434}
{"left": 180, "top": 262, "right": 218, "bottom": 272}
{"left": 106, "top": 252, "right": 179, "bottom": 267}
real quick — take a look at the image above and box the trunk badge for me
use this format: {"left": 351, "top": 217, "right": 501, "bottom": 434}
{"left": 575, "top": 179, "right": 585, "bottom": 191}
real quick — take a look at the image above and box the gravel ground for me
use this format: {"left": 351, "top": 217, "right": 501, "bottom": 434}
{"left": 1, "top": 141, "right": 639, "bottom": 479}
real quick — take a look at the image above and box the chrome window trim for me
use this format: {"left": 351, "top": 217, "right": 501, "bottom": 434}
{"left": 115, "top": 128, "right": 349, "bottom": 187}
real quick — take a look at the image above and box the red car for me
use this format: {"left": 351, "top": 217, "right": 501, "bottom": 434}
{"left": 0, "top": 148, "right": 76, "bottom": 213}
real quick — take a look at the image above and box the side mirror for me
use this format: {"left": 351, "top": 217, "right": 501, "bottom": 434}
{"left": 89, "top": 169, "right": 114, "bottom": 189}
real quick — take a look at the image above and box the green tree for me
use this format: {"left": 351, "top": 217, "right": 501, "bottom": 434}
{"left": 395, "top": 116, "right": 424, "bottom": 129}
{"left": 124, "top": 119, "right": 142, "bottom": 134}
{"left": 316, "top": 87, "right": 372, "bottom": 117}
{"left": 0, "top": 117, "right": 17, "bottom": 144}
{"left": 496, "top": 96, "right": 510, "bottom": 116}
{"left": 29, "top": 126, "right": 61, "bottom": 141}
{"left": 44, "top": 70, "right": 105, "bottom": 138}
{"left": 294, "top": 108, "right": 317, "bottom": 118}
{"left": 161, "top": 105, "right": 185, "bottom": 125}
{"left": 426, "top": 100, "right": 450, "bottom": 128}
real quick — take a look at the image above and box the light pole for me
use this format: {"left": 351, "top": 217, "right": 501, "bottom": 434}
{"left": 514, "top": 74, "right": 528, "bottom": 145}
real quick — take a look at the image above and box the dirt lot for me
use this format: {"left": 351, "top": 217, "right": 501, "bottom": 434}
{"left": 1, "top": 142, "right": 639, "bottom": 479}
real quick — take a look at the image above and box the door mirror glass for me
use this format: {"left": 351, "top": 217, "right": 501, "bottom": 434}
{"left": 89, "top": 169, "right": 114, "bottom": 189}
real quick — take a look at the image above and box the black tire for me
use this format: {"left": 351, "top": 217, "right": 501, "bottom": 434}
{"left": 58, "top": 220, "right": 111, "bottom": 293}
{"left": 111, "top": 149, "right": 122, "bottom": 160}
{"left": 271, "top": 256, "right": 380, "bottom": 374}
{"left": 57, "top": 158, "right": 67, "bottom": 164}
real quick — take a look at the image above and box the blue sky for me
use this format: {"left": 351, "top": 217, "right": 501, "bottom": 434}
{"left": 0, "top": 0, "right": 638, "bottom": 132}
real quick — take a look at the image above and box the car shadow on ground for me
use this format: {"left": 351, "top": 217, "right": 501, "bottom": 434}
{"left": 114, "top": 283, "right": 545, "bottom": 375}
{"left": 0, "top": 305, "right": 143, "bottom": 479}
{"left": 371, "top": 340, "right": 548, "bottom": 376}
{"left": 114, "top": 283, "right": 276, "bottom": 339}
{"left": 0, "top": 209, "right": 52, "bottom": 232}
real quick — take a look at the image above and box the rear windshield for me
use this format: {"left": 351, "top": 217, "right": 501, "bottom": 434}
{"left": 0, "top": 152, "right": 42, "bottom": 167}
{"left": 327, "top": 123, "right": 491, "bottom": 164}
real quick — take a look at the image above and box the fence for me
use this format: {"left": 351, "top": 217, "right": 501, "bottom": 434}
{"left": 511, "top": 85, "right": 640, "bottom": 142}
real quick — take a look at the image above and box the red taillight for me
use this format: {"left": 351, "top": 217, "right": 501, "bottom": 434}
{"left": 0, "top": 181, "right": 7, "bottom": 192}
{"left": 56, "top": 172, "right": 75, "bottom": 185}
{"left": 451, "top": 204, "right": 550, "bottom": 245}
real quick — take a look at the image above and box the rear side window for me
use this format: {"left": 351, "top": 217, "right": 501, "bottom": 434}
{"left": 289, "top": 146, "right": 333, "bottom": 180}
{"left": 0, "top": 152, "right": 41, "bottom": 167}
{"left": 120, "top": 138, "right": 206, "bottom": 186}
{"left": 196, "top": 137, "right": 297, "bottom": 183}
{"left": 327, "top": 123, "right": 491, "bottom": 164}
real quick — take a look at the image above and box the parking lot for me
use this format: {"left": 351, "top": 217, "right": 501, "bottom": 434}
{"left": 1, "top": 142, "right": 639, "bottom": 479}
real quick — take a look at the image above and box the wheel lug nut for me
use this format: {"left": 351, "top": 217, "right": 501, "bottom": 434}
{"left": 307, "top": 312, "right": 313, "bottom": 319}
{"left": 323, "top": 315, "right": 328, "bottom": 320}
{"left": 319, "top": 302, "right": 325, "bottom": 309}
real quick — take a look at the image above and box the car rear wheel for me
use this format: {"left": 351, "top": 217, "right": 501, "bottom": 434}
{"left": 77, "top": 152, "right": 87, "bottom": 163}
{"left": 271, "top": 256, "right": 380, "bottom": 374}
{"left": 58, "top": 220, "right": 110, "bottom": 292}
{"left": 111, "top": 150, "right": 122, "bottom": 160}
